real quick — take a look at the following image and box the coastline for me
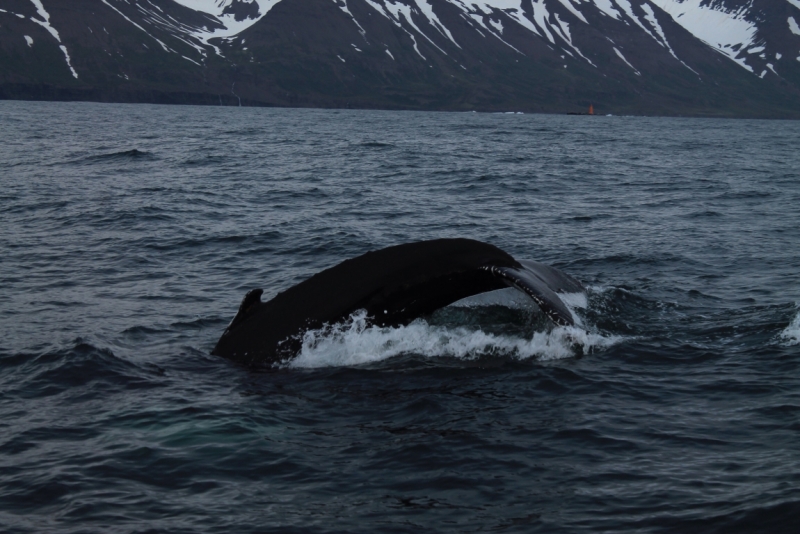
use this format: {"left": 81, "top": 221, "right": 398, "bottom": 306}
{"left": 3, "top": 83, "right": 799, "bottom": 119}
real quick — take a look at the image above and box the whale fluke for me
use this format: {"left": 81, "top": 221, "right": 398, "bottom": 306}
{"left": 212, "top": 239, "right": 582, "bottom": 366}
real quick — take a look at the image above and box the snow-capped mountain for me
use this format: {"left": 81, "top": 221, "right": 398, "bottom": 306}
{"left": 170, "top": 0, "right": 271, "bottom": 42}
{"left": 1, "top": 0, "right": 799, "bottom": 115}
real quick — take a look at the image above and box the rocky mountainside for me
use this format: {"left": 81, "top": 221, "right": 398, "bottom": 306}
{"left": 1, "top": 0, "right": 799, "bottom": 116}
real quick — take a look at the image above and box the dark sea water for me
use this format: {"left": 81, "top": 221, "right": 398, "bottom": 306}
{"left": 1, "top": 101, "right": 799, "bottom": 533}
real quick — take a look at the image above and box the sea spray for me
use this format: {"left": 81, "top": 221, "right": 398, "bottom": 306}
{"left": 289, "top": 310, "right": 622, "bottom": 368}
{"left": 779, "top": 307, "right": 800, "bottom": 346}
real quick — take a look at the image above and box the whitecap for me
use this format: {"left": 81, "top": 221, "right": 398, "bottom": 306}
{"left": 287, "top": 309, "right": 622, "bottom": 369}
{"left": 779, "top": 308, "right": 800, "bottom": 346}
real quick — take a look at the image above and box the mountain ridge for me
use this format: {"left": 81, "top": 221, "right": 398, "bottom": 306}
{"left": 1, "top": 0, "right": 799, "bottom": 116}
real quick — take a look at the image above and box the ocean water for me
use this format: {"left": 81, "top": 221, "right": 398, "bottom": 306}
{"left": 1, "top": 101, "right": 799, "bottom": 533}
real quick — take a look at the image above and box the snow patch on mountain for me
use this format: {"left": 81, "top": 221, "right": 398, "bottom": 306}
{"left": 101, "top": 0, "right": 172, "bottom": 53}
{"left": 160, "top": 0, "right": 725, "bottom": 77}
{"left": 131, "top": 1, "right": 210, "bottom": 57}
{"left": 790, "top": 16, "right": 800, "bottom": 35}
{"left": 614, "top": 46, "right": 641, "bottom": 75}
{"left": 475, "top": 0, "right": 541, "bottom": 37}
{"left": 558, "top": 0, "right": 588, "bottom": 24}
{"left": 411, "top": 0, "right": 460, "bottom": 47}
{"left": 593, "top": 0, "right": 625, "bottom": 21}
{"left": 640, "top": 6, "right": 675, "bottom": 57}
{"left": 384, "top": 1, "right": 450, "bottom": 55}
{"left": 335, "top": 0, "right": 367, "bottom": 35}
{"left": 553, "top": 13, "right": 595, "bottom": 65}
{"left": 105, "top": 0, "right": 790, "bottom": 81}
{"left": 651, "top": 0, "right": 757, "bottom": 73}
{"left": 29, "top": 0, "right": 78, "bottom": 78}
{"left": 616, "top": 0, "right": 658, "bottom": 41}
{"left": 172, "top": 0, "right": 276, "bottom": 41}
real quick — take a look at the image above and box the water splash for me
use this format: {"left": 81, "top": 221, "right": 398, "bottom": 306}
{"left": 779, "top": 307, "right": 800, "bottom": 346}
{"left": 288, "top": 309, "right": 622, "bottom": 369}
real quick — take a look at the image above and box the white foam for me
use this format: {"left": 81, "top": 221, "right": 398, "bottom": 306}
{"left": 24, "top": 35, "right": 33, "bottom": 47}
{"left": 287, "top": 309, "right": 621, "bottom": 369}
{"left": 779, "top": 309, "right": 800, "bottom": 346}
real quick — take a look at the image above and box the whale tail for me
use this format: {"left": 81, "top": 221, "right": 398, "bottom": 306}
{"left": 213, "top": 239, "right": 582, "bottom": 365}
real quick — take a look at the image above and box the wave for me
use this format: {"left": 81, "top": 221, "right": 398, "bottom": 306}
{"left": 686, "top": 210, "right": 724, "bottom": 218}
{"left": 1, "top": 339, "right": 164, "bottom": 398}
{"left": 779, "top": 307, "right": 800, "bottom": 346}
{"left": 77, "top": 149, "right": 154, "bottom": 163}
{"left": 182, "top": 154, "right": 228, "bottom": 166}
{"left": 359, "top": 141, "right": 393, "bottom": 148}
{"left": 287, "top": 310, "right": 622, "bottom": 369}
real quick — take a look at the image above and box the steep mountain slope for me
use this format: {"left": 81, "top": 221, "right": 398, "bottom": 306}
{"left": 1, "top": 0, "right": 799, "bottom": 116}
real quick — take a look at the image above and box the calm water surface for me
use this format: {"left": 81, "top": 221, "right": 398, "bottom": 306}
{"left": 1, "top": 102, "right": 799, "bottom": 533}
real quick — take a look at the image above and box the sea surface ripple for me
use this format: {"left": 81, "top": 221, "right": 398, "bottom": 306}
{"left": 1, "top": 101, "right": 799, "bottom": 533}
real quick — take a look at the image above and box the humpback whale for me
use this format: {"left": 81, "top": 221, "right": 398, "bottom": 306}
{"left": 212, "top": 239, "right": 583, "bottom": 366}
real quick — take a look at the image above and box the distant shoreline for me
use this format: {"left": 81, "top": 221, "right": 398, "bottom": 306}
{"left": 2, "top": 86, "right": 797, "bottom": 120}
